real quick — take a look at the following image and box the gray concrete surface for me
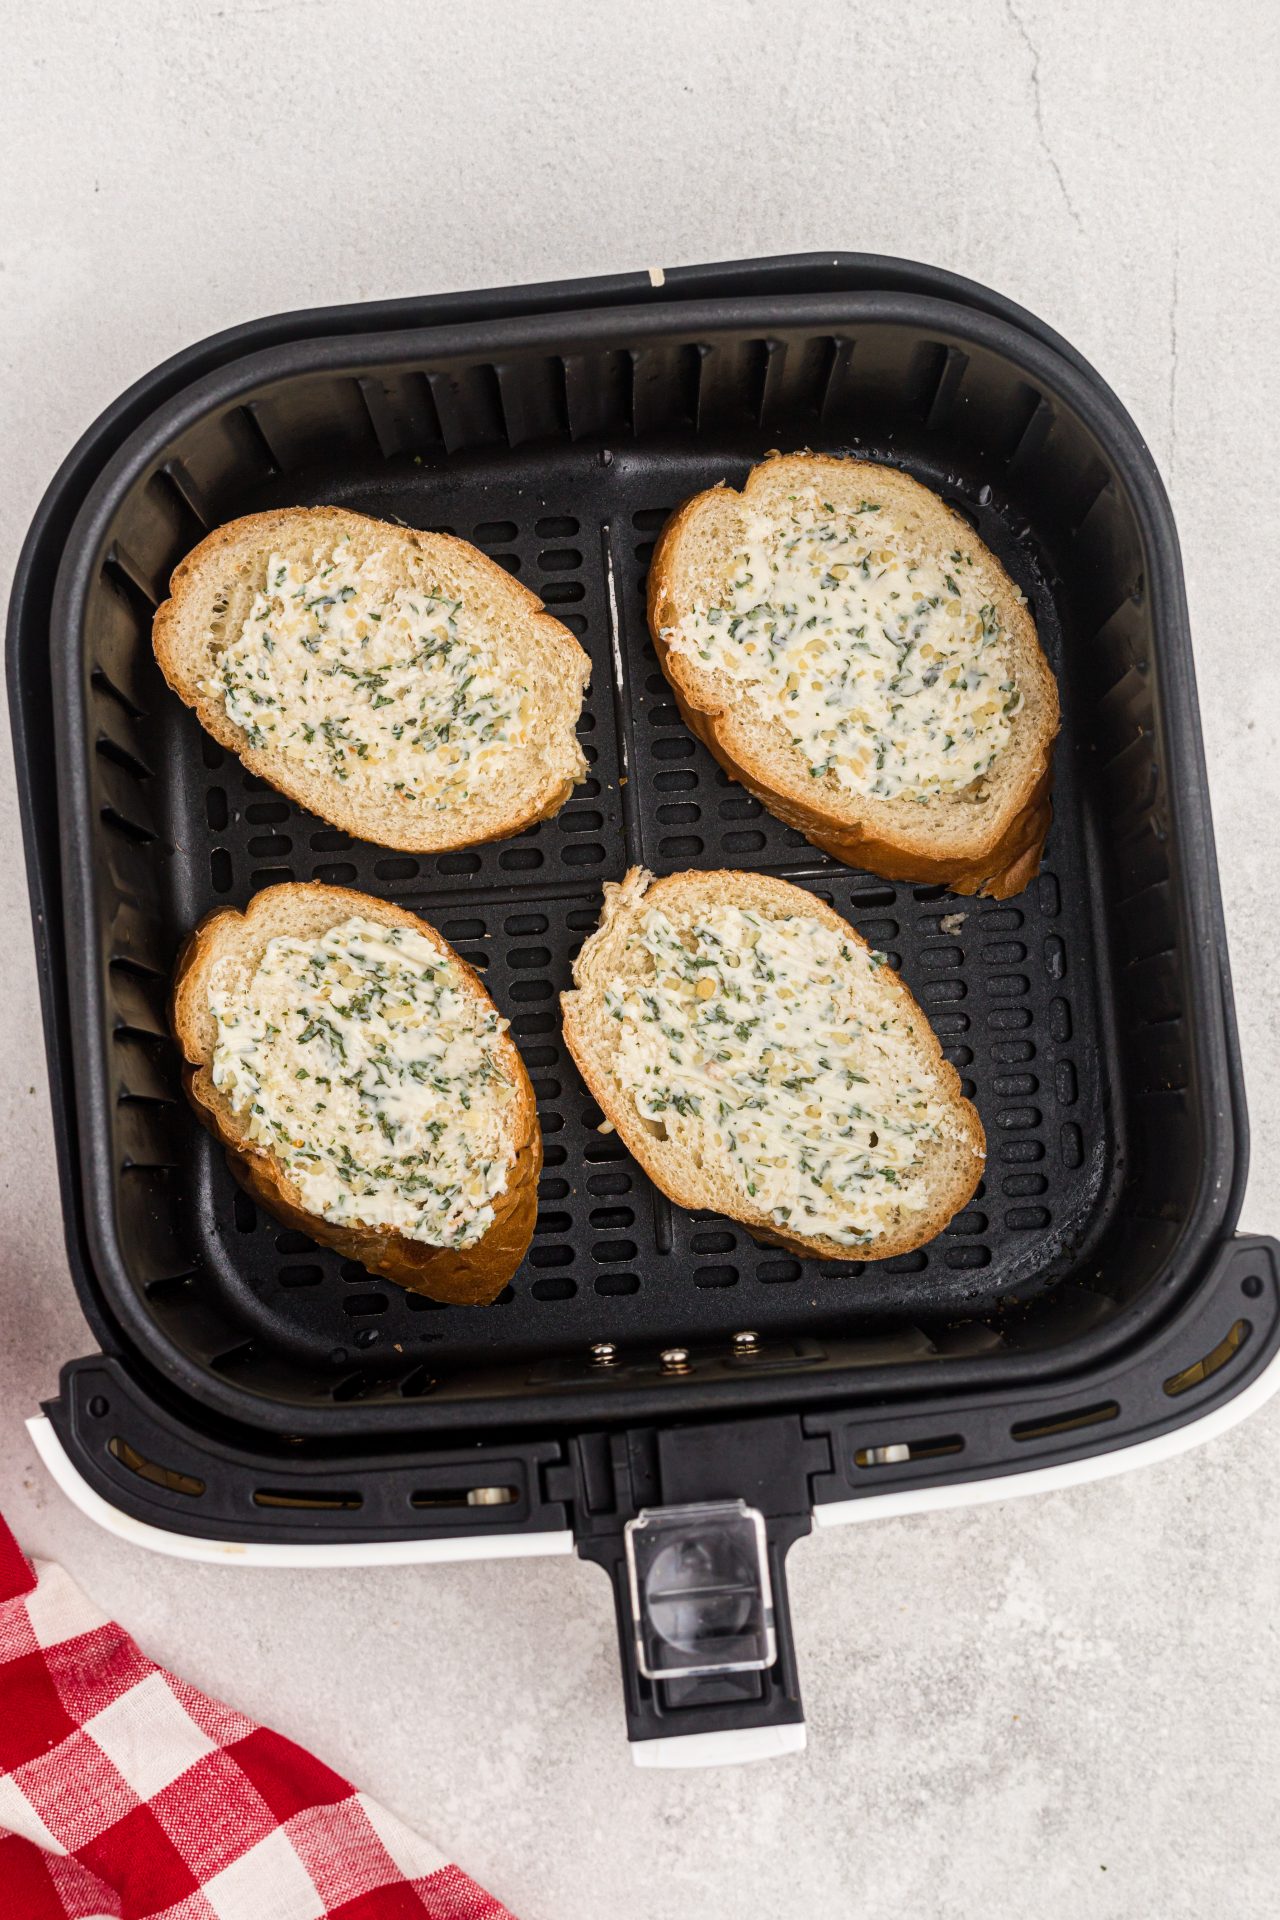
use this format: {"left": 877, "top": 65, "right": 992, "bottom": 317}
{"left": 2, "top": 2, "right": 1278, "bottom": 1914}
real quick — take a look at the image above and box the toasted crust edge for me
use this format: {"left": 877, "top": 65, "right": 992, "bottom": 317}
{"left": 152, "top": 506, "right": 590, "bottom": 854}
{"left": 647, "top": 455, "right": 1058, "bottom": 899}
{"left": 171, "top": 883, "right": 540, "bottom": 1307}
{"left": 561, "top": 867, "right": 985, "bottom": 1263}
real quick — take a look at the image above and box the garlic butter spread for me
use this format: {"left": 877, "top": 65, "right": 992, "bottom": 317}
{"left": 206, "top": 539, "right": 532, "bottom": 806}
{"left": 606, "top": 905, "right": 963, "bottom": 1247}
{"left": 664, "top": 490, "right": 1023, "bottom": 801}
{"left": 209, "top": 916, "right": 516, "bottom": 1247}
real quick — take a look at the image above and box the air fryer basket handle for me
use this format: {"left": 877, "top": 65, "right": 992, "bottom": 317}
{"left": 570, "top": 1418, "right": 824, "bottom": 1761}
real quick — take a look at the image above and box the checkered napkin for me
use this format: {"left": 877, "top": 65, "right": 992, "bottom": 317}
{"left": 0, "top": 1517, "right": 515, "bottom": 1919}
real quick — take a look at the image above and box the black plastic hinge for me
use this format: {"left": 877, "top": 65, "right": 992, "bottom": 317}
{"left": 570, "top": 1415, "right": 829, "bottom": 1750}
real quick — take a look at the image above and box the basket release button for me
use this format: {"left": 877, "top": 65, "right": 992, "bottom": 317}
{"left": 624, "top": 1498, "right": 776, "bottom": 1681}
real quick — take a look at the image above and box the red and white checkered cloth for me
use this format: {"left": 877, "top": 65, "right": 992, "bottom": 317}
{"left": 0, "top": 1516, "right": 516, "bottom": 1919}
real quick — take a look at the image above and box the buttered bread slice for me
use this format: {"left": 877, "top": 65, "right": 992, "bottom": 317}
{"left": 649, "top": 453, "right": 1058, "bottom": 897}
{"left": 172, "top": 883, "right": 540, "bottom": 1305}
{"left": 154, "top": 507, "right": 591, "bottom": 852}
{"left": 562, "top": 868, "right": 984, "bottom": 1261}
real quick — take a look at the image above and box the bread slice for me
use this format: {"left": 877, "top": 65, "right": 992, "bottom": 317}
{"left": 154, "top": 506, "right": 591, "bottom": 853}
{"left": 648, "top": 453, "right": 1059, "bottom": 898}
{"left": 562, "top": 868, "right": 984, "bottom": 1262}
{"left": 171, "top": 882, "right": 540, "bottom": 1306}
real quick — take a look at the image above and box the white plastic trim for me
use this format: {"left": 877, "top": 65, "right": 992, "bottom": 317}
{"left": 25, "top": 1417, "right": 574, "bottom": 1567}
{"left": 630, "top": 1722, "right": 806, "bottom": 1768}
{"left": 813, "top": 1336, "right": 1280, "bottom": 1528}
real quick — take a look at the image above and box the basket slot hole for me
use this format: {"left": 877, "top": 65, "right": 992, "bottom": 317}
{"left": 91, "top": 665, "right": 145, "bottom": 721}
{"left": 246, "top": 800, "right": 290, "bottom": 824}
{"left": 108, "top": 1437, "right": 205, "bottom": 1497}
{"left": 757, "top": 1259, "right": 800, "bottom": 1283}
{"left": 104, "top": 544, "right": 161, "bottom": 611}
{"left": 690, "top": 1230, "right": 735, "bottom": 1254}
{"left": 536, "top": 515, "right": 579, "bottom": 538}
{"left": 473, "top": 519, "right": 517, "bottom": 544}
{"left": 410, "top": 1484, "right": 518, "bottom": 1508}
{"left": 253, "top": 1488, "right": 362, "bottom": 1511}
{"left": 1011, "top": 1401, "right": 1119, "bottom": 1442}
{"left": 848, "top": 883, "right": 896, "bottom": 908}
{"left": 279, "top": 1264, "right": 324, "bottom": 1288}
{"left": 589, "top": 1206, "right": 635, "bottom": 1230}
{"left": 342, "top": 1293, "right": 388, "bottom": 1316}
{"left": 695, "top": 1265, "right": 738, "bottom": 1288}
{"left": 632, "top": 507, "right": 671, "bottom": 531}
{"left": 539, "top": 548, "right": 582, "bottom": 572}
{"left": 530, "top": 1276, "right": 577, "bottom": 1300}
{"left": 399, "top": 1367, "right": 437, "bottom": 1397}
{"left": 593, "top": 1239, "right": 637, "bottom": 1263}
{"left": 101, "top": 806, "right": 157, "bottom": 846}
{"left": 595, "top": 1271, "right": 640, "bottom": 1295}
{"left": 529, "top": 1244, "right": 573, "bottom": 1268}
{"left": 587, "top": 1171, "right": 632, "bottom": 1195}
{"left": 945, "top": 1245, "right": 991, "bottom": 1269}
{"left": 1163, "top": 1320, "right": 1249, "bottom": 1397}
{"left": 96, "top": 735, "right": 153, "bottom": 782}
{"left": 854, "top": 1435, "right": 962, "bottom": 1468}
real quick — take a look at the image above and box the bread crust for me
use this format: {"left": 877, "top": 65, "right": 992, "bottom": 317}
{"left": 171, "top": 882, "right": 540, "bottom": 1306}
{"left": 648, "top": 454, "right": 1059, "bottom": 899}
{"left": 153, "top": 506, "right": 591, "bottom": 854}
{"left": 561, "top": 867, "right": 984, "bottom": 1262}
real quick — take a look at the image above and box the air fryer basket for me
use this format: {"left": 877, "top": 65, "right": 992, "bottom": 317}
{"left": 13, "top": 258, "right": 1278, "bottom": 1755}
{"left": 52, "top": 290, "right": 1242, "bottom": 1426}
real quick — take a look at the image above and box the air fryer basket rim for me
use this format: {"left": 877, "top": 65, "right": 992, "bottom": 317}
{"left": 47, "top": 280, "right": 1243, "bottom": 1428}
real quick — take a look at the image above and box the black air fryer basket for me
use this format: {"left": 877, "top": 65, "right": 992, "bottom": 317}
{"left": 10, "top": 255, "right": 1278, "bottom": 1761}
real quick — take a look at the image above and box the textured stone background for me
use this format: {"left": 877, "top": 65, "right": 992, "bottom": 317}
{"left": 1, "top": 3, "right": 1277, "bottom": 1914}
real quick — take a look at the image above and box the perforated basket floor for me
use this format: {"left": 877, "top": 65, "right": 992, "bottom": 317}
{"left": 51, "top": 288, "right": 1234, "bottom": 1420}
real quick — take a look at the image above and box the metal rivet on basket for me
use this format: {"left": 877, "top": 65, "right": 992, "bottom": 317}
{"left": 660, "top": 1347, "right": 691, "bottom": 1373}
{"left": 590, "top": 1341, "right": 619, "bottom": 1366}
{"left": 732, "top": 1330, "right": 759, "bottom": 1352}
